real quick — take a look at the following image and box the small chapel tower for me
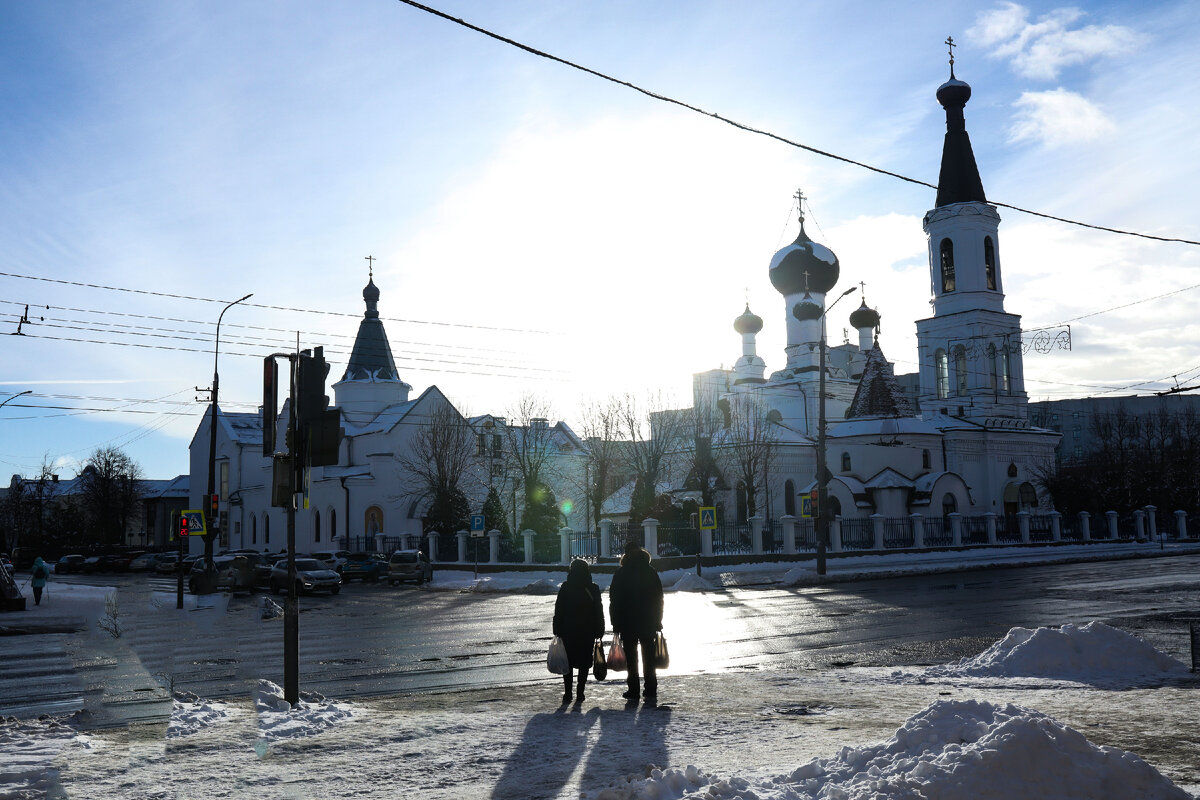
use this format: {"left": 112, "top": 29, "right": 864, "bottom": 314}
{"left": 915, "top": 43, "right": 1028, "bottom": 419}
{"left": 333, "top": 267, "right": 412, "bottom": 423}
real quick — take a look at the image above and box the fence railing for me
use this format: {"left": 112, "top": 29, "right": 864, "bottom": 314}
{"left": 883, "top": 517, "right": 913, "bottom": 549}
{"left": 924, "top": 517, "right": 953, "bottom": 548}
{"left": 839, "top": 518, "right": 874, "bottom": 551}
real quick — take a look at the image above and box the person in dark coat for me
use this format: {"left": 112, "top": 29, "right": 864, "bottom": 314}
{"left": 29, "top": 557, "right": 50, "bottom": 606}
{"left": 608, "top": 540, "right": 664, "bottom": 701}
{"left": 553, "top": 559, "right": 605, "bottom": 704}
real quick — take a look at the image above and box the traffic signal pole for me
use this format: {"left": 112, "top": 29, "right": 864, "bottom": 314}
{"left": 284, "top": 353, "right": 299, "bottom": 705}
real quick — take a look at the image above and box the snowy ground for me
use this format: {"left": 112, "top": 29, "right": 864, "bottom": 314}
{"left": 1, "top": 619, "right": 1196, "bottom": 799}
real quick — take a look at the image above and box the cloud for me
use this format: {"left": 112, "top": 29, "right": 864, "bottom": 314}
{"left": 969, "top": 2, "right": 1145, "bottom": 80}
{"left": 1008, "top": 89, "right": 1113, "bottom": 148}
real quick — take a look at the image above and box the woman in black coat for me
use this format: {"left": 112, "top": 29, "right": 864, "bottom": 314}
{"left": 608, "top": 540, "right": 664, "bottom": 701}
{"left": 553, "top": 559, "right": 605, "bottom": 704}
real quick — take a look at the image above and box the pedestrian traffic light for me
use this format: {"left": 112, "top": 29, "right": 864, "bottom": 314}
{"left": 210, "top": 493, "right": 219, "bottom": 530}
{"left": 179, "top": 516, "right": 188, "bottom": 538}
{"left": 263, "top": 356, "right": 278, "bottom": 456}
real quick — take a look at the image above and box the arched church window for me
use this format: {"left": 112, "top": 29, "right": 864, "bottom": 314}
{"left": 987, "top": 344, "right": 998, "bottom": 394}
{"left": 1000, "top": 346, "right": 1011, "bottom": 393}
{"left": 841, "top": 452, "right": 852, "bottom": 472}
{"left": 922, "top": 449, "right": 932, "bottom": 470}
{"left": 954, "top": 346, "right": 968, "bottom": 396}
{"left": 314, "top": 509, "right": 321, "bottom": 543}
{"left": 1019, "top": 482, "right": 1038, "bottom": 508}
{"left": 784, "top": 479, "right": 796, "bottom": 517}
{"left": 939, "top": 239, "right": 956, "bottom": 292}
{"left": 984, "top": 236, "right": 997, "bottom": 290}
{"left": 264, "top": 514, "right": 270, "bottom": 544}
{"left": 250, "top": 513, "right": 257, "bottom": 545}
{"left": 329, "top": 508, "right": 337, "bottom": 544}
{"left": 942, "top": 494, "right": 958, "bottom": 518}
{"left": 935, "top": 349, "right": 949, "bottom": 399}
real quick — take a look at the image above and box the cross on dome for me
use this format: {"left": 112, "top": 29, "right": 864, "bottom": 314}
{"left": 794, "top": 188, "right": 806, "bottom": 225}
{"left": 364, "top": 254, "right": 375, "bottom": 279}
{"left": 946, "top": 35, "right": 956, "bottom": 77}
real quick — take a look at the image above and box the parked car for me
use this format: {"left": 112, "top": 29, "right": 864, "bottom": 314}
{"left": 188, "top": 555, "right": 256, "bottom": 594}
{"left": 81, "top": 555, "right": 104, "bottom": 573}
{"left": 388, "top": 550, "right": 432, "bottom": 586}
{"left": 309, "top": 550, "right": 351, "bottom": 573}
{"left": 269, "top": 558, "right": 341, "bottom": 595}
{"left": 55, "top": 554, "right": 86, "bottom": 574}
{"left": 154, "top": 553, "right": 182, "bottom": 574}
{"left": 129, "top": 552, "right": 161, "bottom": 571}
{"left": 340, "top": 552, "right": 388, "bottom": 582}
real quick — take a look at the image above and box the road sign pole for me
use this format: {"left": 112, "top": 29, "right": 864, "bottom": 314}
{"left": 284, "top": 353, "right": 300, "bottom": 706}
{"left": 176, "top": 517, "right": 186, "bottom": 609}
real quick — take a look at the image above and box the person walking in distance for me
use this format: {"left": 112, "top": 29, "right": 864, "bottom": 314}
{"left": 30, "top": 556, "right": 50, "bottom": 606}
{"left": 609, "top": 540, "right": 664, "bottom": 701}
{"left": 553, "top": 559, "right": 605, "bottom": 704}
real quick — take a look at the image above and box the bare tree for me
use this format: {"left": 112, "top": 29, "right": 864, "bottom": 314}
{"left": 394, "top": 401, "right": 479, "bottom": 534}
{"left": 681, "top": 393, "right": 725, "bottom": 508}
{"left": 577, "top": 395, "right": 625, "bottom": 530}
{"left": 501, "top": 394, "right": 562, "bottom": 534}
{"left": 716, "top": 394, "right": 779, "bottom": 520}
{"left": 0, "top": 457, "right": 61, "bottom": 555}
{"left": 619, "top": 391, "right": 689, "bottom": 524}
{"left": 78, "top": 447, "right": 143, "bottom": 545}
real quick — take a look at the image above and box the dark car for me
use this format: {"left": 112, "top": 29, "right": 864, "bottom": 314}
{"left": 153, "top": 553, "right": 182, "bottom": 574}
{"left": 269, "top": 558, "right": 341, "bottom": 595}
{"left": 188, "top": 555, "right": 256, "bottom": 594}
{"left": 340, "top": 552, "right": 388, "bottom": 582}
{"left": 97, "top": 553, "right": 133, "bottom": 572}
{"left": 55, "top": 554, "right": 86, "bottom": 574}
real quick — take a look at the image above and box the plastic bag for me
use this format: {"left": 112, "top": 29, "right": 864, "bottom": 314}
{"left": 606, "top": 637, "right": 627, "bottom": 672}
{"left": 592, "top": 640, "right": 608, "bottom": 681}
{"left": 547, "top": 636, "right": 570, "bottom": 675}
{"left": 654, "top": 632, "right": 670, "bottom": 669}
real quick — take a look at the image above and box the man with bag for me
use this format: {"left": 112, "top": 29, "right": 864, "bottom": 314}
{"left": 608, "top": 540, "right": 664, "bottom": 702}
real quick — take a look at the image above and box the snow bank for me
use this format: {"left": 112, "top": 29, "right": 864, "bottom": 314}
{"left": 591, "top": 700, "right": 1190, "bottom": 800}
{"left": 779, "top": 566, "right": 817, "bottom": 586}
{"left": 453, "top": 574, "right": 562, "bottom": 594}
{"left": 925, "top": 621, "right": 1188, "bottom": 681}
{"left": 254, "top": 680, "right": 354, "bottom": 743}
{"left": 168, "top": 691, "right": 232, "bottom": 738}
{"left": 0, "top": 713, "right": 93, "bottom": 797}
{"left": 667, "top": 573, "right": 714, "bottom": 592}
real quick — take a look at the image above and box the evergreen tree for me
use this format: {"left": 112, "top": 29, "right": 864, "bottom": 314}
{"left": 482, "top": 486, "right": 511, "bottom": 536}
{"left": 520, "top": 482, "right": 561, "bottom": 535}
{"left": 424, "top": 485, "right": 470, "bottom": 535}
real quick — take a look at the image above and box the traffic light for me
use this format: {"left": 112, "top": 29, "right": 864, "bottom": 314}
{"left": 296, "top": 347, "right": 343, "bottom": 467}
{"left": 179, "top": 516, "right": 188, "bottom": 538}
{"left": 263, "top": 356, "right": 278, "bottom": 456}
{"left": 210, "top": 494, "right": 219, "bottom": 530}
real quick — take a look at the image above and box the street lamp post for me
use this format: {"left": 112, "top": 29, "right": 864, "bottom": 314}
{"left": 813, "top": 286, "right": 858, "bottom": 576}
{"left": 179, "top": 293, "right": 252, "bottom": 609}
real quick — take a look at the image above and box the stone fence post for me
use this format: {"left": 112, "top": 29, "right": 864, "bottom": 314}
{"left": 427, "top": 532, "right": 439, "bottom": 563}
{"left": 829, "top": 516, "right": 843, "bottom": 553}
{"left": 750, "top": 516, "right": 764, "bottom": 555}
{"left": 1176, "top": 510, "right": 1188, "bottom": 540}
{"left": 559, "top": 527, "right": 572, "bottom": 564}
{"left": 1079, "top": 511, "right": 1091, "bottom": 541}
{"left": 871, "top": 514, "right": 886, "bottom": 551}
{"left": 985, "top": 512, "right": 997, "bottom": 545}
{"left": 1017, "top": 511, "right": 1031, "bottom": 544}
{"left": 1050, "top": 511, "right": 1061, "bottom": 542}
{"left": 910, "top": 513, "right": 924, "bottom": 548}
{"left": 642, "top": 518, "right": 659, "bottom": 559}
{"left": 1106, "top": 510, "right": 1119, "bottom": 539}
{"left": 488, "top": 529, "right": 501, "bottom": 563}
{"left": 949, "top": 513, "right": 963, "bottom": 547}
{"left": 1146, "top": 506, "right": 1158, "bottom": 539}
{"left": 781, "top": 515, "right": 797, "bottom": 555}
{"left": 1133, "top": 509, "right": 1146, "bottom": 540}
{"left": 599, "top": 519, "right": 613, "bottom": 558}
{"left": 457, "top": 531, "right": 468, "bottom": 563}
{"left": 523, "top": 529, "right": 535, "bottom": 565}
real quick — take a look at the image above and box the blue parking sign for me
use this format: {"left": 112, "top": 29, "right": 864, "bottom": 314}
{"left": 470, "top": 514, "right": 485, "bottom": 532}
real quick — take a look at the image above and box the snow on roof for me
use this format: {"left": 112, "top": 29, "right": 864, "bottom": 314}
{"left": 828, "top": 416, "right": 941, "bottom": 438}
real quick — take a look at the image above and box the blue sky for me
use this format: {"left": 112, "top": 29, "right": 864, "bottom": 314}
{"left": 2, "top": 0, "right": 1197, "bottom": 481}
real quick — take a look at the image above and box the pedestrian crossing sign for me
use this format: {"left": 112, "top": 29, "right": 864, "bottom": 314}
{"left": 181, "top": 510, "right": 207, "bottom": 537}
{"left": 801, "top": 497, "right": 814, "bottom": 518}
{"left": 699, "top": 507, "right": 717, "bottom": 530}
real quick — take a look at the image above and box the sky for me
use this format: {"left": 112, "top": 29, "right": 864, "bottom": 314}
{"left": 1, "top": 0, "right": 1198, "bottom": 481}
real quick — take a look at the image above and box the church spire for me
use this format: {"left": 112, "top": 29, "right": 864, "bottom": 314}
{"left": 934, "top": 37, "right": 987, "bottom": 207}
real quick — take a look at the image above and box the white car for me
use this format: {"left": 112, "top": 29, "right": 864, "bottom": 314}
{"left": 308, "top": 550, "right": 351, "bottom": 573}
{"left": 269, "top": 558, "right": 342, "bottom": 595}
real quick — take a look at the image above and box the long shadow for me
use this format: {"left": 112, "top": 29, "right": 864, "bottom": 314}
{"left": 577, "top": 700, "right": 673, "bottom": 794}
{"left": 490, "top": 704, "right": 599, "bottom": 800}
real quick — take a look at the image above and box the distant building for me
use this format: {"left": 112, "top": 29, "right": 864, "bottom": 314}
{"left": 1028, "top": 394, "right": 1200, "bottom": 464}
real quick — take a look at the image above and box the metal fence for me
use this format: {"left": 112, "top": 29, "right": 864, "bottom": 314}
{"left": 796, "top": 518, "right": 816, "bottom": 551}
{"left": 1029, "top": 514, "right": 1054, "bottom": 542}
{"left": 839, "top": 517, "right": 874, "bottom": 550}
{"left": 962, "top": 516, "right": 989, "bottom": 545}
{"left": 712, "top": 523, "right": 752, "bottom": 555}
{"left": 923, "top": 517, "right": 953, "bottom": 548}
{"left": 997, "top": 515, "right": 1022, "bottom": 544}
{"left": 882, "top": 517, "right": 913, "bottom": 549}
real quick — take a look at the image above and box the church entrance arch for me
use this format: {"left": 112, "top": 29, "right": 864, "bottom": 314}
{"left": 1002, "top": 481, "right": 1038, "bottom": 522}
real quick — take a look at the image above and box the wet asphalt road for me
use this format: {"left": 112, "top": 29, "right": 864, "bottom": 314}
{"left": 1, "top": 553, "right": 1197, "bottom": 723}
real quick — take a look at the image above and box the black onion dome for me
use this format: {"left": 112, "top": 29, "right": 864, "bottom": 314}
{"left": 363, "top": 277, "right": 381, "bottom": 318}
{"left": 769, "top": 223, "right": 840, "bottom": 295}
{"left": 792, "top": 295, "right": 823, "bottom": 322}
{"left": 734, "top": 304, "right": 763, "bottom": 335}
{"left": 849, "top": 300, "right": 880, "bottom": 329}
{"left": 936, "top": 77, "right": 971, "bottom": 109}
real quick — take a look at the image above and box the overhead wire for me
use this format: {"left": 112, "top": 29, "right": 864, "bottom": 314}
{"left": 394, "top": 0, "right": 1200, "bottom": 248}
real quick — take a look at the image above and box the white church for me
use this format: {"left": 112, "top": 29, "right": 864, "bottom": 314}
{"left": 689, "top": 63, "right": 1060, "bottom": 524}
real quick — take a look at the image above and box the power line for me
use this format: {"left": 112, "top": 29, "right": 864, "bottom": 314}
{"left": 395, "top": 0, "right": 1200, "bottom": 248}
{"left": 0, "top": 270, "right": 555, "bottom": 334}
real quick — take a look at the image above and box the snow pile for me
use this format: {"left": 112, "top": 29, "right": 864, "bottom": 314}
{"left": 779, "top": 566, "right": 817, "bottom": 586}
{"left": 259, "top": 596, "right": 283, "bottom": 620}
{"left": 0, "top": 713, "right": 92, "bottom": 797}
{"left": 458, "top": 575, "right": 561, "bottom": 594}
{"left": 591, "top": 700, "right": 1191, "bottom": 800}
{"left": 168, "top": 691, "right": 231, "bottom": 738}
{"left": 667, "top": 573, "right": 714, "bottom": 592}
{"left": 925, "top": 621, "right": 1189, "bottom": 681}
{"left": 254, "top": 680, "right": 354, "bottom": 742}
